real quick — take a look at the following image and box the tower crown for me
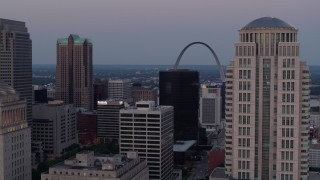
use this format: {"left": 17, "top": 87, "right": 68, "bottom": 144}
{"left": 242, "top": 17, "right": 295, "bottom": 30}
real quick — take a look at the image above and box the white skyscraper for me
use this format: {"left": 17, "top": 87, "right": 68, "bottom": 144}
{"left": 0, "top": 84, "right": 32, "bottom": 180}
{"left": 225, "top": 17, "right": 310, "bottom": 180}
{"left": 119, "top": 101, "right": 173, "bottom": 180}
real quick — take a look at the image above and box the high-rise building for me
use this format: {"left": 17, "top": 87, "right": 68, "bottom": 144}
{"left": 97, "top": 99, "right": 125, "bottom": 143}
{"left": 159, "top": 70, "right": 199, "bottom": 142}
{"left": 200, "top": 83, "right": 222, "bottom": 130}
{"left": 0, "top": 84, "right": 32, "bottom": 180}
{"left": 32, "top": 100, "right": 78, "bottom": 157}
{"left": 119, "top": 101, "right": 174, "bottom": 180}
{"left": 0, "top": 18, "right": 32, "bottom": 126}
{"left": 108, "top": 79, "right": 132, "bottom": 99}
{"left": 225, "top": 17, "right": 310, "bottom": 180}
{"left": 56, "top": 34, "right": 93, "bottom": 111}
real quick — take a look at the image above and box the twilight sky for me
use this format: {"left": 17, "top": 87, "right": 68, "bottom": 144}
{"left": 1, "top": 0, "right": 320, "bottom": 65}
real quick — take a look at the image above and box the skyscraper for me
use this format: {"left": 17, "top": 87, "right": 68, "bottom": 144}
{"left": 119, "top": 101, "right": 174, "bottom": 180}
{"left": 56, "top": 34, "right": 93, "bottom": 111}
{"left": 225, "top": 17, "right": 310, "bottom": 180}
{"left": 159, "top": 69, "right": 199, "bottom": 142}
{"left": 0, "top": 84, "right": 32, "bottom": 180}
{"left": 97, "top": 99, "right": 124, "bottom": 143}
{"left": 0, "top": 18, "right": 32, "bottom": 125}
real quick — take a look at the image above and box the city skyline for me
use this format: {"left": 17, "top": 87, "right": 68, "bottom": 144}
{"left": 1, "top": 0, "right": 320, "bottom": 65}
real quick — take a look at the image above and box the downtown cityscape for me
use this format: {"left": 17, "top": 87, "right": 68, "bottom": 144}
{"left": 1, "top": 1, "right": 320, "bottom": 180}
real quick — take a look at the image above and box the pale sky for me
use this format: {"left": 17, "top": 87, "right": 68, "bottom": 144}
{"left": 1, "top": 0, "right": 320, "bottom": 65}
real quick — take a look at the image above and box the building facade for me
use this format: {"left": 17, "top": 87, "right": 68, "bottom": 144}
{"left": 93, "top": 81, "right": 107, "bottom": 110}
{"left": 0, "top": 18, "right": 32, "bottom": 126}
{"left": 97, "top": 99, "right": 125, "bottom": 143}
{"left": 200, "top": 83, "right": 222, "bottom": 130}
{"left": 77, "top": 112, "right": 97, "bottom": 145}
{"left": 132, "top": 86, "right": 158, "bottom": 105}
{"left": 56, "top": 34, "right": 93, "bottom": 111}
{"left": 119, "top": 101, "right": 174, "bottom": 180}
{"left": 159, "top": 70, "right": 199, "bottom": 142}
{"left": 0, "top": 84, "right": 32, "bottom": 180}
{"left": 108, "top": 79, "right": 132, "bottom": 99}
{"left": 225, "top": 17, "right": 310, "bottom": 180}
{"left": 41, "top": 151, "right": 149, "bottom": 180}
{"left": 32, "top": 101, "right": 78, "bottom": 157}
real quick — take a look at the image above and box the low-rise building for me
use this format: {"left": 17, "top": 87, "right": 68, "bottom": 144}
{"left": 41, "top": 151, "right": 149, "bottom": 180}
{"left": 32, "top": 100, "right": 78, "bottom": 157}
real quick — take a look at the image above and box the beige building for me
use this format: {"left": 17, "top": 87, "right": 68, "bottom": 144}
{"left": 32, "top": 100, "right": 78, "bottom": 157}
{"left": 132, "top": 86, "right": 158, "bottom": 105}
{"left": 0, "top": 84, "right": 32, "bottom": 180}
{"left": 41, "top": 151, "right": 149, "bottom": 180}
{"left": 225, "top": 17, "right": 310, "bottom": 180}
{"left": 56, "top": 34, "right": 93, "bottom": 111}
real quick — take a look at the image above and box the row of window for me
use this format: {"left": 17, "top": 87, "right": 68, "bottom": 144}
{"left": 281, "top": 128, "right": 294, "bottom": 138}
{"left": 282, "top": 105, "right": 295, "bottom": 114}
{"left": 280, "top": 162, "right": 294, "bottom": 172}
{"left": 238, "top": 138, "right": 250, "bottom": 147}
{"left": 282, "top": 59, "right": 295, "bottom": 68}
{"left": 239, "top": 70, "right": 252, "bottom": 79}
{"left": 239, "top": 104, "right": 251, "bottom": 113}
{"left": 282, "top": 70, "right": 295, "bottom": 79}
{"left": 281, "top": 151, "right": 294, "bottom": 161}
{"left": 239, "top": 115, "right": 251, "bottom": 125}
{"left": 282, "top": 93, "right": 295, "bottom": 103}
{"left": 238, "top": 149, "right": 250, "bottom": 159}
{"left": 239, "top": 58, "right": 252, "bottom": 67}
{"left": 281, "top": 140, "right": 294, "bottom": 149}
{"left": 239, "top": 81, "right": 251, "bottom": 90}
{"left": 282, "top": 82, "right": 295, "bottom": 91}
{"left": 239, "top": 127, "right": 250, "bottom": 136}
{"left": 238, "top": 161, "right": 250, "bottom": 170}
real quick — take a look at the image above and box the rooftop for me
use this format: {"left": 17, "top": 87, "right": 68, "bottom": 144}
{"left": 173, "top": 140, "right": 197, "bottom": 152}
{"left": 242, "top": 17, "right": 295, "bottom": 30}
{"left": 57, "top": 34, "right": 92, "bottom": 45}
{"left": 0, "top": 83, "right": 16, "bottom": 97}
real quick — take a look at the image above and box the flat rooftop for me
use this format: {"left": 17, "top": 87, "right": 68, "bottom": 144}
{"left": 173, "top": 140, "right": 196, "bottom": 152}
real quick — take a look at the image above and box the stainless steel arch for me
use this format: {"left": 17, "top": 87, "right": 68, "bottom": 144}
{"left": 173, "top": 42, "right": 225, "bottom": 81}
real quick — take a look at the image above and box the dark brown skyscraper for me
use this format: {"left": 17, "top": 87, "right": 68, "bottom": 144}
{"left": 56, "top": 34, "right": 93, "bottom": 110}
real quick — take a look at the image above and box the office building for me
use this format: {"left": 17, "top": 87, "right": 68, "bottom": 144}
{"left": 0, "top": 84, "right": 31, "bottom": 180}
{"left": 93, "top": 80, "right": 107, "bottom": 110}
{"left": 119, "top": 101, "right": 174, "bottom": 180}
{"left": 108, "top": 79, "right": 132, "bottom": 99}
{"left": 56, "top": 34, "right": 93, "bottom": 111}
{"left": 41, "top": 151, "right": 149, "bottom": 180}
{"left": 77, "top": 112, "right": 98, "bottom": 145}
{"left": 132, "top": 85, "right": 158, "bottom": 105}
{"left": 0, "top": 18, "right": 32, "bottom": 126}
{"left": 200, "top": 83, "right": 222, "bottom": 130}
{"left": 159, "top": 69, "right": 199, "bottom": 142}
{"left": 32, "top": 101, "right": 78, "bottom": 157}
{"left": 97, "top": 99, "right": 124, "bottom": 143}
{"left": 225, "top": 17, "right": 310, "bottom": 179}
